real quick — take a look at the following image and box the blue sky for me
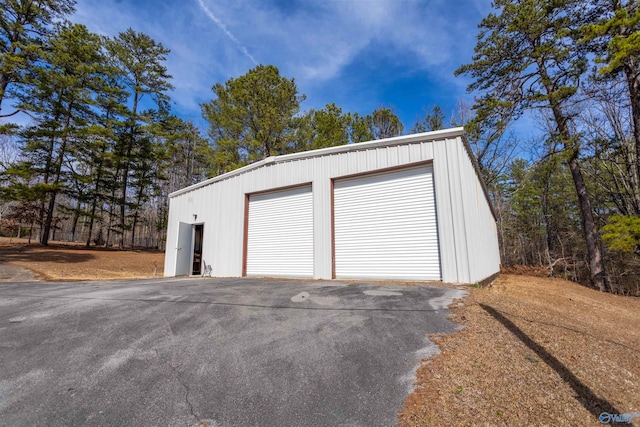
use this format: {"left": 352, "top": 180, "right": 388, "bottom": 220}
{"left": 67, "top": 0, "right": 505, "bottom": 134}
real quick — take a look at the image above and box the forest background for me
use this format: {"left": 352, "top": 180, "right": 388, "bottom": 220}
{"left": 1, "top": 0, "right": 639, "bottom": 295}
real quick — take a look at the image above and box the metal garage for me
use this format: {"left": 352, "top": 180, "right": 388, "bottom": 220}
{"left": 165, "top": 128, "right": 501, "bottom": 285}
{"left": 245, "top": 185, "right": 314, "bottom": 278}
{"left": 333, "top": 164, "right": 440, "bottom": 280}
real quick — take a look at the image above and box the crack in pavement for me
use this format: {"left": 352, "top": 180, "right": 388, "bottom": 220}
{"left": 154, "top": 349, "right": 205, "bottom": 426}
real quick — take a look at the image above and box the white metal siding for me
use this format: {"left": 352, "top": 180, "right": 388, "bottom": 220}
{"left": 456, "top": 141, "right": 501, "bottom": 283}
{"left": 432, "top": 137, "right": 500, "bottom": 283}
{"left": 333, "top": 165, "right": 441, "bottom": 280}
{"left": 246, "top": 186, "right": 314, "bottom": 277}
{"left": 164, "top": 128, "right": 500, "bottom": 284}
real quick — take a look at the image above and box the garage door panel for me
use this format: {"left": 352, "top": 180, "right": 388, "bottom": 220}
{"left": 334, "top": 165, "right": 441, "bottom": 280}
{"left": 247, "top": 186, "right": 313, "bottom": 278}
{"left": 335, "top": 208, "right": 433, "bottom": 221}
{"left": 334, "top": 220, "right": 438, "bottom": 233}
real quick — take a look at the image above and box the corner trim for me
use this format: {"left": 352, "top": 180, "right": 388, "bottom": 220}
{"left": 242, "top": 194, "right": 249, "bottom": 276}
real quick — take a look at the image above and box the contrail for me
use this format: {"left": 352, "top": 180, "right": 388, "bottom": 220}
{"left": 196, "top": 0, "right": 258, "bottom": 65}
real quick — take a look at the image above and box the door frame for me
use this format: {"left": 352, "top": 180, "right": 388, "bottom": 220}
{"left": 192, "top": 223, "right": 204, "bottom": 275}
{"left": 242, "top": 182, "right": 313, "bottom": 277}
{"left": 330, "top": 160, "right": 436, "bottom": 279}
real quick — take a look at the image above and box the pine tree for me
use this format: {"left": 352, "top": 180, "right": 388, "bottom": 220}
{"left": 201, "top": 65, "right": 303, "bottom": 174}
{"left": 294, "top": 103, "right": 352, "bottom": 150}
{"left": 0, "top": 0, "right": 75, "bottom": 118}
{"left": 369, "top": 107, "right": 404, "bottom": 139}
{"left": 81, "top": 67, "right": 128, "bottom": 247}
{"left": 13, "top": 23, "right": 106, "bottom": 245}
{"left": 456, "top": 0, "right": 609, "bottom": 291}
{"left": 412, "top": 105, "right": 446, "bottom": 133}
{"left": 582, "top": 0, "right": 640, "bottom": 216}
{"left": 107, "top": 29, "right": 172, "bottom": 248}
{"left": 349, "top": 108, "right": 404, "bottom": 143}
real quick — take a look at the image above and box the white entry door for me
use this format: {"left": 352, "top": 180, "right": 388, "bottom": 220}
{"left": 246, "top": 185, "right": 314, "bottom": 277}
{"left": 175, "top": 222, "right": 193, "bottom": 276}
{"left": 333, "top": 165, "right": 441, "bottom": 280}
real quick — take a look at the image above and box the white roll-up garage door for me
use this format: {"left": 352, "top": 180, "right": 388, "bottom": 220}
{"left": 246, "top": 185, "right": 314, "bottom": 277}
{"left": 333, "top": 165, "right": 441, "bottom": 280}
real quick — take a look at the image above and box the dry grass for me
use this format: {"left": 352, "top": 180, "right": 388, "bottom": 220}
{"left": 400, "top": 274, "right": 640, "bottom": 426}
{"left": 0, "top": 237, "right": 164, "bottom": 280}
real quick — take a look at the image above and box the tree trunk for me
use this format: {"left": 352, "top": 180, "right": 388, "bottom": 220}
{"left": 130, "top": 210, "right": 138, "bottom": 249}
{"left": 0, "top": 79, "right": 9, "bottom": 116}
{"left": 106, "top": 178, "right": 119, "bottom": 247}
{"left": 541, "top": 164, "right": 555, "bottom": 256}
{"left": 611, "top": 0, "right": 640, "bottom": 209}
{"left": 38, "top": 136, "right": 56, "bottom": 243}
{"left": 86, "top": 195, "right": 98, "bottom": 247}
{"left": 537, "top": 56, "right": 608, "bottom": 291}
{"left": 86, "top": 205, "right": 97, "bottom": 247}
{"left": 119, "top": 92, "right": 139, "bottom": 249}
{"left": 130, "top": 165, "right": 150, "bottom": 248}
{"left": 119, "top": 157, "right": 129, "bottom": 249}
{"left": 41, "top": 193, "right": 57, "bottom": 245}
{"left": 567, "top": 154, "right": 608, "bottom": 291}
{"left": 623, "top": 64, "right": 640, "bottom": 208}
{"left": 71, "top": 200, "right": 81, "bottom": 242}
{"left": 41, "top": 103, "right": 74, "bottom": 246}
{"left": 0, "top": 41, "right": 18, "bottom": 115}
{"left": 130, "top": 191, "right": 141, "bottom": 249}
{"left": 86, "top": 146, "right": 106, "bottom": 247}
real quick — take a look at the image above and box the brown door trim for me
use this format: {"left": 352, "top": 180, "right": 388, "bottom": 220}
{"left": 330, "top": 178, "right": 336, "bottom": 279}
{"left": 242, "top": 182, "right": 313, "bottom": 277}
{"left": 331, "top": 160, "right": 433, "bottom": 182}
{"left": 245, "top": 181, "right": 313, "bottom": 197}
{"left": 242, "top": 194, "right": 249, "bottom": 276}
{"left": 330, "top": 161, "right": 434, "bottom": 280}
{"left": 192, "top": 223, "right": 204, "bottom": 275}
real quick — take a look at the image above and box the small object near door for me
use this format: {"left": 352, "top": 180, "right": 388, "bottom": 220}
{"left": 192, "top": 224, "right": 204, "bottom": 275}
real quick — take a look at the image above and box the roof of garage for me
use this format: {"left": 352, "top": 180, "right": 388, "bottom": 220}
{"left": 170, "top": 128, "right": 473, "bottom": 199}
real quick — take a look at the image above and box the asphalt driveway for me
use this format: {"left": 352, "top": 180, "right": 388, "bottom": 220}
{"left": 0, "top": 277, "right": 465, "bottom": 427}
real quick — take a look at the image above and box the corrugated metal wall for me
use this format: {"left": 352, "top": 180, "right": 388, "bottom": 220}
{"left": 164, "top": 128, "right": 501, "bottom": 284}
{"left": 246, "top": 186, "right": 314, "bottom": 277}
{"left": 333, "top": 165, "right": 440, "bottom": 280}
{"left": 432, "top": 136, "right": 501, "bottom": 283}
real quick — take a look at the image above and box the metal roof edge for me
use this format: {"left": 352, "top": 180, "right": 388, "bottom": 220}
{"left": 275, "top": 127, "right": 465, "bottom": 161}
{"left": 169, "top": 127, "right": 465, "bottom": 198}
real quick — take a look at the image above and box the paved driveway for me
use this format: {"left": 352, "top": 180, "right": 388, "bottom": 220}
{"left": 0, "top": 277, "right": 465, "bottom": 427}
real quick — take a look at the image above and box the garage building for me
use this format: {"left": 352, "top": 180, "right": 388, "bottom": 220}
{"left": 164, "top": 127, "right": 500, "bottom": 284}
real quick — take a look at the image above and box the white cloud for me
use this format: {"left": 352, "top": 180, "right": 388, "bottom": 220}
{"left": 229, "top": 0, "right": 482, "bottom": 85}
{"left": 70, "top": 0, "right": 491, "bottom": 124}
{"left": 196, "top": 0, "right": 258, "bottom": 65}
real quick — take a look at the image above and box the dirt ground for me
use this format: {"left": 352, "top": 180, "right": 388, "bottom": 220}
{"left": 400, "top": 274, "right": 640, "bottom": 427}
{"left": 0, "top": 237, "right": 164, "bottom": 280}
{"left": 1, "top": 239, "right": 638, "bottom": 425}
